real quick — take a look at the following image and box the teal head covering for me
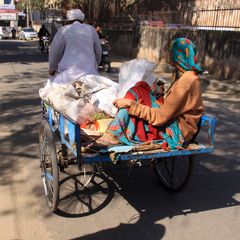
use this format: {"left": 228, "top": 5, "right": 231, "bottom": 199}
{"left": 171, "top": 38, "right": 203, "bottom": 73}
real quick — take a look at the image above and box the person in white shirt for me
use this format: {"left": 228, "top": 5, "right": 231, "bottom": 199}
{"left": 48, "top": 9, "right": 102, "bottom": 84}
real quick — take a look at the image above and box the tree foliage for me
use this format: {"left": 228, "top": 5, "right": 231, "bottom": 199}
{"left": 31, "top": 0, "right": 45, "bottom": 10}
{"left": 60, "top": 0, "right": 86, "bottom": 13}
{"left": 16, "top": 0, "right": 45, "bottom": 11}
{"left": 58, "top": 0, "right": 141, "bottom": 19}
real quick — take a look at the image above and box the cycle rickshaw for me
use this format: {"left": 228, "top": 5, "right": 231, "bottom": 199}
{"left": 39, "top": 101, "right": 216, "bottom": 212}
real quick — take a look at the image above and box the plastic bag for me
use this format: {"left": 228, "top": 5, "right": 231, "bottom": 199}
{"left": 39, "top": 59, "right": 158, "bottom": 120}
{"left": 117, "top": 59, "right": 157, "bottom": 98}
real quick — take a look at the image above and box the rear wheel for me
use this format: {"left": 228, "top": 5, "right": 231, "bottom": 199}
{"left": 152, "top": 155, "right": 194, "bottom": 192}
{"left": 39, "top": 120, "right": 59, "bottom": 212}
{"left": 45, "top": 42, "right": 49, "bottom": 54}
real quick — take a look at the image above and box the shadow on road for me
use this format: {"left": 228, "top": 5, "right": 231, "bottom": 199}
{"left": 1, "top": 78, "right": 238, "bottom": 239}
{"left": 68, "top": 154, "right": 240, "bottom": 240}
{"left": 43, "top": 91, "right": 240, "bottom": 240}
{"left": 0, "top": 40, "right": 48, "bottom": 64}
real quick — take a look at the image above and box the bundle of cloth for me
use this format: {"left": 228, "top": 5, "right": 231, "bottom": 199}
{"left": 39, "top": 59, "right": 159, "bottom": 137}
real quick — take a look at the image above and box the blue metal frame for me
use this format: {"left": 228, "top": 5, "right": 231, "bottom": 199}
{"left": 201, "top": 115, "right": 217, "bottom": 146}
{"left": 42, "top": 101, "right": 216, "bottom": 164}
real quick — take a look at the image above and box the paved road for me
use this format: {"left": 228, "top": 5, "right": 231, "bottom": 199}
{"left": 0, "top": 40, "right": 240, "bottom": 240}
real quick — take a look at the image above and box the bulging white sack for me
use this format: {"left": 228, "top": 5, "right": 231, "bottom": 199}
{"left": 39, "top": 59, "right": 157, "bottom": 120}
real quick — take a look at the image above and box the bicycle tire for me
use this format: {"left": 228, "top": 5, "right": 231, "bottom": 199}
{"left": 39, "top": 119, "right": 59, "bottom": 212}
{"left": 152, "top": 155, "right": 194, "bottom": 193}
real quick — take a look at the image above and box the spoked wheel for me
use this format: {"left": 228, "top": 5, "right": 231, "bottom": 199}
{"left": 39, "top": 120, "right": 59, "bottom": 212}
{"left": 152, "top": 155, "right": 194, "bottom": 192}
{"left": 57, "top": 164, "right": 114, "bottom": 217}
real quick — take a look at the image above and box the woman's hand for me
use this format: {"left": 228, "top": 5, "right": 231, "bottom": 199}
{"left": 113, "top": 98, "right": 135, "bottom": 109}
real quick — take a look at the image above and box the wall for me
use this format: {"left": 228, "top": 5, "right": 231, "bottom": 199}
{"left": 0, "top": 0, "right": 13, "bottom": 5}
{"left": 107, "top": 27, "right": 240, "bottom": 80}
{"left": 0, "top": 0, "right": 17, "bottom": 27}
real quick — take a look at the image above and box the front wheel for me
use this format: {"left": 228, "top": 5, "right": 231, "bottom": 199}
{"left": 104, "top": 63, "right": 111, "bottom": 73}
{"left": 103, "top": 60, "right": 111, "bottom": 73}
{"left": 152, "top": 155, "right": 194, "bottom": 192}
{"left": 40, "top": 42, "right": 44, "bottom": 53}
{"left": 39, "top": 120, "right": 59, "bottom": 212}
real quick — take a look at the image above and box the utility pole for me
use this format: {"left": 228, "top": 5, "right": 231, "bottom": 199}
{"left": 26, "top": 0, "right": 33, "bottom": 27}
{"left": 29, "top": 0, "right": 33, "bottom": 26}
{"left": 26, "top": 1, "right": 29, "bottom": 27}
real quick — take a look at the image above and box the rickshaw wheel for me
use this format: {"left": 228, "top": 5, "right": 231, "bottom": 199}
{"left": 39, "top": 120, "right": 59, "bottom": 212}
{"left": 152, "top": 155, "right": 194, "bottom": 193}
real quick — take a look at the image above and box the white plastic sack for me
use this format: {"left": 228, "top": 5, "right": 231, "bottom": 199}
{"left": 39, "top": 74, "right": 119, "bottom": 119}
{"left": 39, "top": 59, "right": 158, "bottom": 120}
{"left": 87, "top": 59, "right": 157, "bottom": 115}
{"left": 76, "top": 75, "right": 119, "bottom": 116}
{"left": 117, "top": 59, "right": 157, "bottom": 98}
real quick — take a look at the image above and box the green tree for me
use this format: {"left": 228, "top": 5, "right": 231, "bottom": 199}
{"left": 31, "top": 0, "right": 45, "bottom": 10}
{"left": 16, "top": 0, "right": 45, "bottom": 11}
{"left": 60, "top": 0, "right": 86, "bottom": 12}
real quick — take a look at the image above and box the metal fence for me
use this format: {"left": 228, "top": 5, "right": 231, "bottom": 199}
{"left": 101, "top": 7, "right": 240, "bottom": 31}
{"left": 191, "top": 8, "right": 240, "bottom": 30}
{"left": 42, "top": 5, "right": 240, "bottom": 32}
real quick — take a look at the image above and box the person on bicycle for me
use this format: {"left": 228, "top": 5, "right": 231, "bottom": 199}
{"left": 38, "top": 24, "right": 50, "bottom": 50}
{"left": 48, "top": 9, "right": 102, "bottom": 84}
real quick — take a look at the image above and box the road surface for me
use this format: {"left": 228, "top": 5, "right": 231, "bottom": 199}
{"left": 0, "top": 39, "right": 240, "bottom": 240}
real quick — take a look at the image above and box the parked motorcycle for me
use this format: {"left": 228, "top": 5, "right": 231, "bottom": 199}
{"left": 99, "top": 38, "right": 112, "bottom": 73}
